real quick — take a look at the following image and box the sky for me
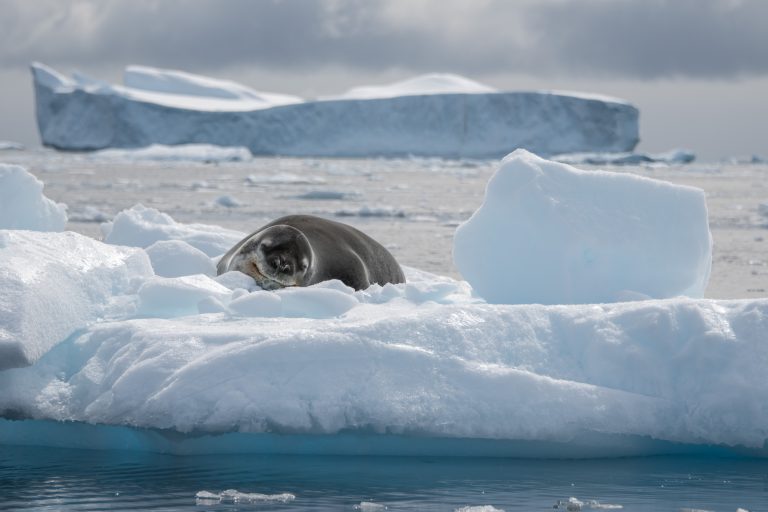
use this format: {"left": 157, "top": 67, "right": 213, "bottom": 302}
{"left": 1, "top": 0, "right": 766, "bottom": 160}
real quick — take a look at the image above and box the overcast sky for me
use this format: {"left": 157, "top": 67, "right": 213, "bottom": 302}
{"left": 1, "top": 0, "right": 767, "bottom": 159}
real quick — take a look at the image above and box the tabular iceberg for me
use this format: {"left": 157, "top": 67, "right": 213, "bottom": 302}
{"left": 31, "top": 63, "right": 639, "bottom": 158}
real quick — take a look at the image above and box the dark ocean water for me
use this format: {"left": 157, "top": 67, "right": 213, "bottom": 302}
{"left": 1, "top": 445, "right": 766, "bottom": 511}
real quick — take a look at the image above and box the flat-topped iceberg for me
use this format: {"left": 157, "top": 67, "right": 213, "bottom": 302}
{"left": 31, "top": 63, "right": 639, "bottom": 158}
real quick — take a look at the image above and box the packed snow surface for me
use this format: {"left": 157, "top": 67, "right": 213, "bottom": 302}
{"left": 1, "top": 156, "right": 766, "bottom": 457}
{"left": 0, "top": 230, "right": 152, "bottom": 370}
{"left": 31, "top": 62, "right": 639, "bottom": 157}
{"left": 330, "top": 73, "right": 497, "bottom": 99}
{"left": 0, "top": 164, "right": 67, "bottom": 231}
{"left": 454, "top": 150, "right": 712, "bottom": 304}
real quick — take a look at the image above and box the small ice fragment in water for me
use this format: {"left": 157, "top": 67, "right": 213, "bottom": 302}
{"left": 553, "top": 497, "right": 583, "bottom": 511}
{"left": 454, "top": 506, "right": 505, "bottom": 512}
{"left": 354, "top": 501, "right": 388, "bottom": 511}
{"left": 215, "top": 195, "right": 242, "bottom": 207}
{"left": 195, "top": 489, "right": 295, "bottom": 504}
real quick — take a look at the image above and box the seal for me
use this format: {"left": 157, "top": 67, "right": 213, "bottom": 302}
{"left": 217, "top": 214, "right": 405, "bottom": 291}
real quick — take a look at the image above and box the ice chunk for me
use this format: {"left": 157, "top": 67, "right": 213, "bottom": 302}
{"left": 214, "top": 271, "right": 259, "bottom": 292}
{"left": 355, "top": 502, "right": 388, "bottom": 511}
{"left": 145, "top": 240, "right": 216, "bottom": 278}
{"left": 554, "top": 149, "right": 695, "bottom": 166}
{"left": 453, "top": 150, "right": 712, "bottom": 304}
{"left": 102, "top": 204, "right": 244, "bottom": 256}
{"left": 214, "top": 195, "right": 242, "bottom": 207}
{"left": 68, "top": 205, "right": 110, "bottom": 223}
{"left": 137, "top": 275, "right": 232, "bottom": 317}
{"left": 335, "top": 206, "right": 406, "bottom": 218}
{"left": 454, "top": 506, "right": 505, "bottom": 512}
{"left": 91, "top": 144, "right": 252, "bottom": 162}
{"left": 0, "top": 140, "right": 25, "bottom": 150}
{"left": 0, "top": 164, "right": 67, "bottom": 231}
{"left": 0, "top": 231, "right": 152, "bottom": 370}
{"left": 228, "top": 284, "right": 359, "bottom": 318}
{"left": 194, "top": 489, "right": 295, "bottom": 504}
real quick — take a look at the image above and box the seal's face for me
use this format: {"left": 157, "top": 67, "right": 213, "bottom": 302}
{"left": 229, "top": 225, "right": 313, "bottom": 290}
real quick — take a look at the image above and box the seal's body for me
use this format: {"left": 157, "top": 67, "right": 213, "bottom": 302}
{"left": 217, "top": 215, "right": 405, "bottom": 291}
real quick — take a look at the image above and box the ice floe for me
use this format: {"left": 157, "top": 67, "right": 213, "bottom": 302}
{"left": 1, "top": 153, "right": 767, "bottom": 458}
{"left": 554, "top": 149, "right": 695, "bottom": 166}
{"left": 91, "top": 144, "right": 253, "bottom": 162}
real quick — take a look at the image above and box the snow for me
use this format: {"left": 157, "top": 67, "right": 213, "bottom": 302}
{"left": 1, "top": 153, "right": 767, "bottom": 458}
{"left": 0, "top": 230, "right": 152, "bottom": 370}
{"left": 330, "top": 73, "right": 497, "bottom": 100}
{"left": 144, "top": 240, "right": 216, "bottom": 278}
{"left": 124, "top": 65, "right": 302, "bottom": 108}
{"left": 454, "top": 150, "right": 712, "bottom": 304}
{"left": 101, "top": 203, "right": 244, "bottom": 256}
{"left": 32, "top": 62, "right": 639, "bottom": 158}
{"left": 0, "top": 164, "right": 67, "bottom": 231}
{"left": 91, "top": 144, "right": 253, "bottom": 162}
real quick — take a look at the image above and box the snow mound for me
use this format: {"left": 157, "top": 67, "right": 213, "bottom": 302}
{"left": 91, "top": 144, "right": 252, "bottom": 162}
{"left": 145, "top": 240, "right": 216, "bottom": 278}
{"left": 0, "top": 230, "right": 152, "bottom": 370}
{"left": 0, "top": 164, "right": 67, "bottom": 231}
{"left": 124, "top": 65, "right": 302, "bottom": 107}
{"left": 454, "top": 150, "right": 712, "bottom": 304}
{"left": 332, "top": 73, "right": 497, "bottom": 100}
{"left": 101, "top": 204, "right": 244, "bottom": 257}
{"left": 32, "top": 62, "right": 639, "bottom": 158}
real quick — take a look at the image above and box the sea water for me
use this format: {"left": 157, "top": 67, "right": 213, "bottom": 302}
{"left": 1, "top": 445, "right": 766, "bottom": 511}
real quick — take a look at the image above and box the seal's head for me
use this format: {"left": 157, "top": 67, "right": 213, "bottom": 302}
{"left": 229, "top": 225, "right": 313, "bottom": 290}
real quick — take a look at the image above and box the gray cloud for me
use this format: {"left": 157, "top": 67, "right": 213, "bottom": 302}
{"left": 1, "top": 0, "right": 767, "bottom": 79}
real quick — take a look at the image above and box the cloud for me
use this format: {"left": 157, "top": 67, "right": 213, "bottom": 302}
{"left": 0, "top": 0, "right": 766, "bottom": 79}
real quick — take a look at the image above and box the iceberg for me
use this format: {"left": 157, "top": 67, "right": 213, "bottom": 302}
{"left": 31, "top": 63, "right": 639, "bottom": 158}
{"left": 1, "top": 155, "right": 766, "bottom": 458}
{"left": 453, "top": 150, "right": 712, "bottom": 305}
